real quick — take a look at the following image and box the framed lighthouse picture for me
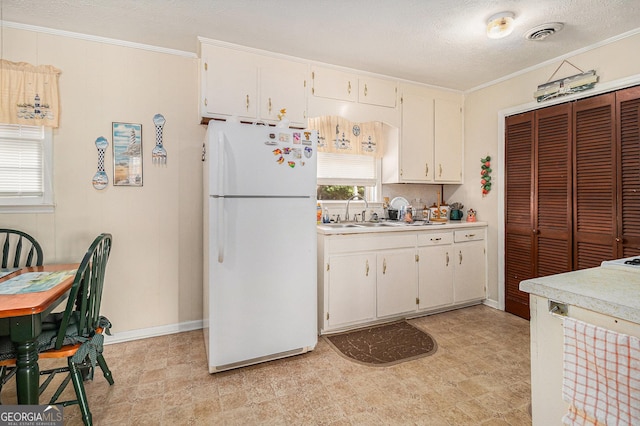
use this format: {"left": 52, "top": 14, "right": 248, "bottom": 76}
{"left": 112, "top": 122, "right": 143, "bottom": 186}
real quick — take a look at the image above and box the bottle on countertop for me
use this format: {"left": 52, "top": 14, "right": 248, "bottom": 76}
{"left": 323, "top": 208, "right": 330, "bottom": 223}
{"left": 317, "top": 202, "right": 322, "bottom": 224}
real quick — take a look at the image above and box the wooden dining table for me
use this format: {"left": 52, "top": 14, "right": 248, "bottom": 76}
{"left": 0, "top": 263, "right": 79, "bottom": 404}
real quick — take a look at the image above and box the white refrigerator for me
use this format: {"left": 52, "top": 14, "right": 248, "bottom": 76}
{"left": 203, "top": 120, "right": 318, "bottom": 373}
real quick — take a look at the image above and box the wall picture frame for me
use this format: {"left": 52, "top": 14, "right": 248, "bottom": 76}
{"left": 112, "top": 122, "right": 143, "bottom": 186}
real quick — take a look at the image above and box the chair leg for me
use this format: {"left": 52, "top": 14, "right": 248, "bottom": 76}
{"left": 68, "top": 359, "right": 92, "bottom": 426}
{"left": 96, "top": 353, "right": 114, "bottom": 386}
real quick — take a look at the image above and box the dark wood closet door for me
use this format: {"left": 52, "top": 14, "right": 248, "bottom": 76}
{"left": 505, "top": 112, "right": 534, "bottom": 319}
{"left": 617, "top": 86, "right": 640, "bottom": 256}
{"left": 573, "top": 93, "right": 617, "bottom": 268}
{"left": 535, "top": 103, "right": 573, "bottom": 277}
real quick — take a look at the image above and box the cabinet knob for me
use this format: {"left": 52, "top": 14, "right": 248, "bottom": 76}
{"left": 439, "top": 164, "right": 443, "bottom": 177}
{"left": 348, "top": 81, "right": 351, "bottom": 94}
{"left": 425, "top": 163, "right": 429, "bottom": 176}
{"left": 268, "top": 97, "right": 272, "bottom": 114}
{"left": 532, "top": 229, "right": 538, "bottom": 235}
{"left": 616, "top": 237, "right": 622, "bottom": 242}
{"left": 383, "top": 258, "right": 387, "bottom": 275}
{"left": 364, "top": 83, "right": 368, "bottom": 96}
{"left": 246, "top": 94, "right": 250, "bottom": 111}
{"left": 446, "top": 252, "right": 449, "bottom": 266}
{"left": 459, "top": 251, "right": 463, "bottom": 265}
{"left": 365, "top": 259, "right": 369, "bottom": 276}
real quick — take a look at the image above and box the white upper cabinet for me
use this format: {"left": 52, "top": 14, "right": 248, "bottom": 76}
{"left": 311, "top": 67, "right": 358, "bottom": 102}
{"left": 383, "top": 83, "right": 463, "bottom": 184}
{"left": 311, "top": 67, "right": 397, "bottom": 108}
{"left": 399, "top": 91, "right": 434, "bottom": 182}
{"left": 201, "top": 45, "right": 258, "bottom": 121}
{"left": 434, "top": 98, "right": 463, "bottom": 183}
{"left": 200, "top": 43, "right": 308, "bottom": 127}
{"left": 260, "top": 58, "right": 308, "bottom": 125}
{"left": 358, "top": 76, "right": 397, "bottom": 108}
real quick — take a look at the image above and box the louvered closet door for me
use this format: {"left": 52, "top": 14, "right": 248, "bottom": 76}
{"left": 535, "top": 103, "right": 573, "bottom": 277}
{"left": 573, "top": 93, "right": 617, "bottom": 268}
{"left": 505, "top": 112, "right": 534, "bottom": 319}
{"left": 617, "top": 86, "right": 640, "bottom": 256}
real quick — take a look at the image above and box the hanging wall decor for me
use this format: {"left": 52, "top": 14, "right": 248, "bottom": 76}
{"left": 112, "top": 122, "right": 143, "bottom": 186}
{"left": 481, "top": 156, "right": 492, "bottom": 196}
{"left": 92, "top": 137, "right": 109, "bottom": 190}
{"left": 152, "top": 113, "right": 167, "bottom": 164}
{"left": 534, "top": 60, "right": 598, "bottom": 102}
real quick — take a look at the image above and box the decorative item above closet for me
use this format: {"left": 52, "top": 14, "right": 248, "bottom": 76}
{"left": 534, "top": 60, "right": 598, "bottom": 102}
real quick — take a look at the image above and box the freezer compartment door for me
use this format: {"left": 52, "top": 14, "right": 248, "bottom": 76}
{"left": 207, "top": 197, "right": 318, "bottom": 368}
{"left": 207, "top": 121, "right": 317, "bottom": 197}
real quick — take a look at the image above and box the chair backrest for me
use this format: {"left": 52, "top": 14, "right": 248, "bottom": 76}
{"left": 54, "top": 233, "right": 112, "bottom": 349}
{"left": 0, "top": 228, "right": 43, "bottom": 268}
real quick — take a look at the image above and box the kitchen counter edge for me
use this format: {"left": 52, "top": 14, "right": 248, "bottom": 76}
{"left": 519, "top": 267, "right": 640, "bottom": 324}
{"left": 317, "top": 221, "right": 487, "bottom": 235}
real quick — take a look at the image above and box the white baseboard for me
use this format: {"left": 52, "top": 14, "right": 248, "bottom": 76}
{"left": 104, "top": 320, "right": 203, "bottom": 345}
{"left": 482, "top": 298, "right": 500, "bottom": 310}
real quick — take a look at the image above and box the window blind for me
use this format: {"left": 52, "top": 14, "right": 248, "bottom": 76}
{"left": 0, "top": 124, "right": 45, "bottom": 197}
{"left": 317, "top": 152, "right": 376, "bottom": 186}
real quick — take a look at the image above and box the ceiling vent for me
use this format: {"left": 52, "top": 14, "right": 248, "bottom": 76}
{"left": 524, "top": 22, "right": 564, "bottom": 41}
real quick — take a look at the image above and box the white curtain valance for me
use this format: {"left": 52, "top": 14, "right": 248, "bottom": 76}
{"left": 0, "top": 60, "right": 61, "bottom": 128}
{"left": 307, "top": 116, "right": 383, "bottom": 158}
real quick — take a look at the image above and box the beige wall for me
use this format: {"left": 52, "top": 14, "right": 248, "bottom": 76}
{"left": 457, "top": 33, "right": 640, "bottom": 307}
{"left": 4, "top": 24, "right": 640, "bottom": 339}
{"left": 1, "top": 27, "right": 205, "bottom": 339}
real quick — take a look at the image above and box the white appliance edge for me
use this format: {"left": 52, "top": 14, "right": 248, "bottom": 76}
{"left": 203, "top": 121, "right": 318, "bottom": 373}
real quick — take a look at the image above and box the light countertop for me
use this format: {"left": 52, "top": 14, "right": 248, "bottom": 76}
{"left": 317, "top": 221, "right": 487, "bottom": 235}
{"left": 519, "top": 266, "right": 640, "bottom": 324}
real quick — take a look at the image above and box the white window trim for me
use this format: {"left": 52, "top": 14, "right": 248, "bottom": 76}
{"left": 0, "top": 126, "right": 54, "bottom": 213}
{"left": 316, "top": 152, "right": 381, "bottom": 202}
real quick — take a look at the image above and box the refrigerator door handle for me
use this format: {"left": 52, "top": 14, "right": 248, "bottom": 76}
{"left": 217, "top": 131, "right": 225, "bottom": 197}
{"left": 217, "top": 197, "right": 225, "bottom": 263}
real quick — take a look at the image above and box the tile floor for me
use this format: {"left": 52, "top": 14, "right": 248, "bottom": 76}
{"left": 1, "top": 305, "right": 532, "bottom": 425}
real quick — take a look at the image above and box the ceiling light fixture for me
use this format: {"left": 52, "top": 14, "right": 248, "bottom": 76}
{"left": 486, "top": 12, "right": 515, "bottom": 39}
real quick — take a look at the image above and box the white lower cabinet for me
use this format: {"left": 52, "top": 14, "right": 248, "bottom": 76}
{"left": 418, "top": 232, "right": 454, "bottom": 310}
{"left": 326, "top": 253, "right": 376, "bottom": 329}
{"left": 453, "top": 230, "right": 486, "bottom": 303}
{"left": 318, "top": 225, "right": 486, "bottom": 334}
{"left": 376, "top": 248, "right": 418, "bottom": 318}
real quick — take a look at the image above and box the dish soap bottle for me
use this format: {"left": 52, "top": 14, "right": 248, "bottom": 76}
{"left": 317, "top": 202, "right": 322, "bottom": 224}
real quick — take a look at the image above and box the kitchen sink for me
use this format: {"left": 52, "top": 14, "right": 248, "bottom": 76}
{"left": 320, "top": 223, "right": 361, "bottom": 228}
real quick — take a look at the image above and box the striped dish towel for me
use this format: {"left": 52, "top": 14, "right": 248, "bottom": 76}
{"left": 562, "top": 317, "right": 640, "bottom": 425}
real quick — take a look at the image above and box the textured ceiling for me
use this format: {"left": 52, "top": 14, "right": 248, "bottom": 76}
{"left": 2, "top": 0, "right": 640, "bottom": 91}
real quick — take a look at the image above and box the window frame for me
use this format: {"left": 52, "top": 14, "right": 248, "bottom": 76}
{"left": 0, "top": 124, "right": 54, "bottom": 213}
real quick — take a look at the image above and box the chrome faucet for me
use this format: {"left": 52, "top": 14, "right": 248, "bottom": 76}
{"left": 345, "top": 195, "right": 368, "bottom": 222}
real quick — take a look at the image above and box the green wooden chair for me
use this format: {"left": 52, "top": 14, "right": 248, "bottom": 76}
{"left": 0, "top": 228, "right": 43, "bottom": 268}
{"left": 0, "top": 233, "right": 114, "bottom": 426}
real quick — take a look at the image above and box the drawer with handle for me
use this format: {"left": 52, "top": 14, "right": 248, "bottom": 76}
{"left": 417, "top": 231, "right": 453, "bottom": 246}
{"left": 454, "top": 229, "right": 485, "bottom": 242}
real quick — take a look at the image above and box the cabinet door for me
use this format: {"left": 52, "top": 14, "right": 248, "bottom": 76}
{"left": 201, "top": 45, "right": 258, "bottom": 120}
{"left": 376, "top": 249, "right": 418, "bottom": 317}
{"left": 311, "top": 67, "right": 357, "bottom": 102}
{"left": 327, "top": 253, "right": 376, "bottom": 328}
{"left": 434, "top": 99, "right": 463, "bottom": 182}
{"left": 401, "top": 92, "right": 434, "bottom": 182}
{"left": 453, "top": 241, "right": 486, "bottom": 303}
{"left": 418, "top": 245, "right": 454, "bottom": 310}
{"left": 573, "top": 93, "right": 617, "bottom": 269}
{"left": 505, "top": 111, "right": 535, "bottom": 319}
{"left": 260, "top": 60, "right": 308, "bottom": 126}
{"left": 358, "top": 76, "right": 397, "bottom": 108}
{"left": 617, "top": 86, "right": 640, "bottom": 256}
